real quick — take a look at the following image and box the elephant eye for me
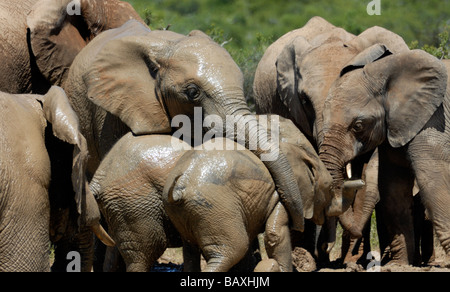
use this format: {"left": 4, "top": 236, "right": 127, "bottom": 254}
{"left": 352, "top": 120, "right": 365, "bottom": 133}
{"left": 185, "top": 84, "right": 201, "bottom": 101}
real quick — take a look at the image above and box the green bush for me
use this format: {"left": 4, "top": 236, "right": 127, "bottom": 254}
{"left": 125, "top": 0, "right": 450, "bottom": 105}
{"left": 410, "top": 26, "right": 450, "bottom": 59}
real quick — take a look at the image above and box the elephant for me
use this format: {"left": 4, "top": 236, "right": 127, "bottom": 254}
{"left": 0, "top": 0, "right": 144, "bottom": 95}
{"left": 58, "top": 18, "right": 325, "bottom": 236}
{"left": 253, "top": 16, "right": 415, "bottom": 265}
{"left": 0, "top": 86, "right": 112, "bottom": 272}
{"left": 319, "top": 43, "right": 450, "bottom": 267}
{"left": 163, "top": 138, "right": 292, "bottom": 272}
{"left": 90, "top": 134, "right": 188, "bottom": 272}
{"left": 164, "top": 132, "right": 363, "bottom": 272}
{"left": 91, "top": 116, "right": 356, "bottom": 271}
{"left": 0, "top": 0, "right": 144, "bottom": 271}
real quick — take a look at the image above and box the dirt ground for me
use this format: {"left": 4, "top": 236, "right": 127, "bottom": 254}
{"left": 156, "top": 235, "right": 450, "bottom": 272}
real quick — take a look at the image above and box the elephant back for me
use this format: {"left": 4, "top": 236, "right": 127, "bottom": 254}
{"left": 90, "top": 134, "right": 191, "bottom": 202}
{"left": 0, "top": 0, "right": 39, "bottom": 94}
{"left": 0, "top": 93, "right": 50, "bottom": 187}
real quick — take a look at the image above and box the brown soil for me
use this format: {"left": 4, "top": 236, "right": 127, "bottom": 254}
{"left": 157, "top": 241, "right": 450, "bottom": 272}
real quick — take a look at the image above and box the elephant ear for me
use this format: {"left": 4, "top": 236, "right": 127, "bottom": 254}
{"left": 27, "top": 0, "right": 145, "bottom": 86}
{"left": 340, "top": 44, "right": 392, "bottom": 77}
{"left": 37, "top": 86, "right": 98, "bottom": 225}
{"left": 276, "top": 37, "right": 314, "bottom": 136}
{"left": 364, "top": 50, "right": 448, "bottom": 148}
{"left": 83, "top": 27, "right": 180, "bottom": 135}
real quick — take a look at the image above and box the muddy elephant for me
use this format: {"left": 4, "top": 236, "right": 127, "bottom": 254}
{"left": 163, "top": 138, "right": 293, "bottom": 272}
{"left": 91, "top": 116, "right": 356, "bottom": 271}
{"left": 63, "top": 19, "right": 313, "bottom": 234}
{"left": 0, "top": 0, "right": 144, "bottom": 271}
{"left": 319, "top": 44, "right": 450, "bottom": 267}
{"left": 0, "top": 0, "right": 144, "bottom": 95}
{"left": 164, "top": 131, "right": 362, "bottom": 272}
{"left": 253, "top": 17, "right": 415, "bottom": 264}
{"left": 0, "top": 87, "right": 111, "bottom": 272}
{"left": 253, "top": 17, "right": 368, "bottom": 259}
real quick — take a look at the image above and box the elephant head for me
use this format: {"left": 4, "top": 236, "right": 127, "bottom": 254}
{"left": 270, "top": 22, "right": 412, "bottom": 238}
{"left": 319, "top": 48, "right": 448, "bottom": 219}
{"left": 254, "top": 16, "right": 355, "bottom": 140}
{"left": 27, "top": 0, "right": 145, "bottom": 87}
{"left": 274, "top": 24, "right": 409, "bottom": 145}
{"left": 66, "top": 20, "right": 305, "bottom": 231}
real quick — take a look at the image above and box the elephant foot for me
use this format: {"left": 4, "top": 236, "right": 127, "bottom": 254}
{"left": 442, "top": 255, "right": 450, "bottom": 269}
{"left": 254, "top": 259, "right": 281, "bottom": 272}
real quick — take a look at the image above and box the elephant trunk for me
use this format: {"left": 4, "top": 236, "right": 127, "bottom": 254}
{"left": 224, "top": 103, "right": 305, "bottom": 231}
{"left": 319, "top": 142, "right": 365, "bottom": 237}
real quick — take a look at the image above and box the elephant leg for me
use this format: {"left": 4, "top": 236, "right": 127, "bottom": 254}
{"left": 103, "top": 246, "right": 126, "bottom": 272}
{"left": 117, "top": 225, "right": 167, "bottom": 272}
{"left": 377, "top": 146, "right": 415, "bottom": 265}
{"left": 408, "top": 132, "right": 450, "bottom": 266}
{"left": 183, "top": 242, "right": 202, "bottom": 272}
{"left": 52, "top": 226, "right": 95, "bottom": 272}
{"left": 265, "top": 202, "right": 293, "bottom": 272}
{"left": 315, "top": 217, "right": 336, "bottom": 267}
{"left": 0, "top": 186, "right": 51, "bottom": 272}
{"left": 413, "top": 193, "right": 435, "bottom": 265}
{"left": 342, "top": 218, "right": 372, "bottom": 265}
{"left": 201, "top": 228, "right": 249, "bottom": 272}
{"left": 421, "top": 218, "right": 435, "bottom": 265}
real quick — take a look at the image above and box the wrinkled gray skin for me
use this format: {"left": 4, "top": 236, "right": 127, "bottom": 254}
{"left": 0, "top": 0, "right": 43, "bottom": 94}
{"left": 0, "top": 0, "right": 144, "bottom": 271}
{"left": 0, "top": 87, "right": 100, "bottom": 271}
{"left": 320, "top": 48, "right": 450, "bottom": 266}
{"left": 253, "top": 16, "right": 421, "bottom": 265}
{"left": 65, "top": 20, "right": 306, "bottom": 234}
{"left": 0, "top": 0, "right": 144, "bottom": 94}
{"left": 91, "top": 134, "right": 187, "bottom": 272}
{"left": 163, "top": 138, "right": 291, "bottom": 272}
{"left": 91, "top": 117, "right": 336, "bottom": 272}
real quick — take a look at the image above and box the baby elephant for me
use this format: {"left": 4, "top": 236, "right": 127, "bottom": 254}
{"left": 93, "top": 116, "right": 337, "bottom": 272}
{"left": 91, "top": 134, "right": 190, "bottom": 272}
{"left": 163, "top": 138, "right": 292, "bottom": 272}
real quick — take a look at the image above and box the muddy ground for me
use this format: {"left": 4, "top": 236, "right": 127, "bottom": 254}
{"left": 156, "top": 236, "right": 450, "bottom": 272}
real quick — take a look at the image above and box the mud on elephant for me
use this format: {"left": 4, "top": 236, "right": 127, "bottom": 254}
{"left": 0, "top": 0, "right": 144, "bottom": 95}
{"left": 319, "top": 46, "right": 450, "bottom": 266}
{"left": 0, "top": 87, "right": 110, "bottom": 272}
{"left": 0, "top": 0, "right": 144, "bottom": 271}
{"left": 91, "top": 116, "right": 356, "bottom": 271}
{"left": 63, "top": 19, "right": 309, "bottom": 234}
{"left": 253, "top": 16, "right": 436, "bottom": 265}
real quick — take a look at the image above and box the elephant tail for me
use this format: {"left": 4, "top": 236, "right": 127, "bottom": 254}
{"left": 163, "top": 173, "right": 185, "bottom": 206}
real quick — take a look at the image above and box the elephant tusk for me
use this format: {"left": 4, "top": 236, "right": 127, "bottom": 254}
{"left": 91, "top": 224, "right": 116, "bottom": 247}
{"left": 343, "top": 179, "right": 365, "bottom": 190}
{"left": 326, "top": 242, "right": 335, "bottom": 254}
{"left": 346, "top": 163, "right": 352, "bottom": 179}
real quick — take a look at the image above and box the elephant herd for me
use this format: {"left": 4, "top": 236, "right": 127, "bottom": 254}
{"left": 0, "top": 0, "right": 448, "bottom": 272}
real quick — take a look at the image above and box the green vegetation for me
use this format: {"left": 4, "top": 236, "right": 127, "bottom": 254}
{"left": 120, "top": 0, "right": 447, "bottom": 262}
{"left": 125, "top": 0, "right": 449, "bottom": 103}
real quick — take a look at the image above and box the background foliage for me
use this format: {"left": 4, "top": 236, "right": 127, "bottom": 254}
{"left": 122, "top": 0, "right": 448, "bottom": 254}
{"left": 125, "top": 0, "right": 449, "bottom": 106}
